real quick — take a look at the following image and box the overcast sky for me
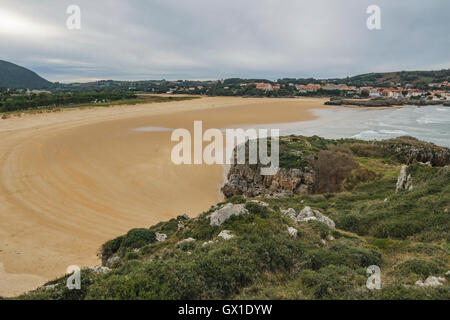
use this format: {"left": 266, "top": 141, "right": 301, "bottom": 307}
{"left": 0, "top": 0, "right": 448, "bottom": 82}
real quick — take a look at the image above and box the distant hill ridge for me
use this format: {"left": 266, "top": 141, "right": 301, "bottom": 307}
{"left": 0, "top": 60, "right": 53, "bottom": 90}
{"left": 1, "top": 58, "right": 449, "bottom": 91}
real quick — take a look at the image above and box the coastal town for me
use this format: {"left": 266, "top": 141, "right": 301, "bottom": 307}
{"left": 163, "top": 78, "right": 450, "bottom": 101}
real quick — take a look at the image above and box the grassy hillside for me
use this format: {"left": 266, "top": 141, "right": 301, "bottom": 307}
{"left": 13, "top": 136, "right": 450, "bottom": 300}
{"left": 0, "top": 60, "right": 53, "bottom": 90}
{"left": 343, "top": 69, "right": 450, "bottom": 88}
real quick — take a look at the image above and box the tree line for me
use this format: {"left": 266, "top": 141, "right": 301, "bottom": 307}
{"left": 0, "top": 90, "right": 137, "bottom": 112}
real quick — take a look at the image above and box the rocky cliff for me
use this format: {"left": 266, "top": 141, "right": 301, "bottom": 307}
{"left": 221, "top": 136, "right": 450, "bottom": 199}
{"left": 222, "top": 164, "right": 314, "bottom": 198}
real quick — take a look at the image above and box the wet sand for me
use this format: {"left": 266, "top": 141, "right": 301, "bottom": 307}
{"left": 0, "top": 96, "right": 327, "bottom": 297}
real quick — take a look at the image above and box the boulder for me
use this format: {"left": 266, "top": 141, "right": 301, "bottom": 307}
{"left": 287, "top": 227, "right": 298, "bottom": 238}
{"left": 88, "top": 266, "right": 111, "bottom": 274}
{"left": 217, "top": 230, "right": 234, "bottom": 240}
{"left": 155, "top": 232, "right": 167, "bottom": 242}
{"left": 105, "top": 255, "right": 120, "bottom": 267}
{"left": 249, "top": 200, "right": 269, "bottom": 207}
{"left": 281, "top": 206, "right": 335, "bottom": 229}
{"left": 295, "top": 206, "right": 335, "bottom": 229}
{"left": 281, "top": 208, "right": 297, "bottom": 219}
{"left": 177, "top": 238, "right": 196, "bottom": 246}
{"left": 210, "top": 203, "right": 248, "bottom": 227}
{"left": 415, "top": 276, "right": 446, "bottom": 288}
{"left": 43, "top": 284, "right": 58, "bottom": 291}
{"left": 202, "top": 240, "right": 215, "bottom": 247}
{"left": 396, "top": 165, "right": 413, "bottom": 192}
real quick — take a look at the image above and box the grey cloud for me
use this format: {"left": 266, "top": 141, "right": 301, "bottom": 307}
{"left": 0, "top": 0, "right": 448, "bottom": 82}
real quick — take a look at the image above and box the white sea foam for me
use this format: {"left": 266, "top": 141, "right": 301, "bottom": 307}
{"left": 269, "top": 105, "right": 450, "bottom": 147}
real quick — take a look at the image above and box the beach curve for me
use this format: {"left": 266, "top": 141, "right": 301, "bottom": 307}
{"left": 0, "top": 96, "right": 328, "bottom": 297}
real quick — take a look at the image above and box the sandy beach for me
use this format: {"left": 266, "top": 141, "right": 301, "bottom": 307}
{"left": 0, "top": 96, "right": 327, "bottom": 297}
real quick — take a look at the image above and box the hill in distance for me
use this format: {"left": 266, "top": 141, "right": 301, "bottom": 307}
{"left": 342, "top": 69, "right": 450, "bottom": 87}
{"left": 0, "top": 60, "right": 53, "bottom": 90}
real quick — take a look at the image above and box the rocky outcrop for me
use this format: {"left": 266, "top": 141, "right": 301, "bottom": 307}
{"left": 217, "top": 230, "right": 234, "bottom": 240}
{"left": 209, "top": 203, "right": 248, "bottom": 227}
{"left": 221, "top": 164, "right": 315, "bottom": 198}
{"left": 325, "top": 97, "right": 449, "bottom": 107}
{"left": 88, "top": 266, "right": 111, "bottom": 274}
{"left": 177, "top": 238, "right": 196, "bottom": 246}
{"left": 281, "top": 206, "right": 335, "bottom": 229}
{"left": 379, "top": 137, "right": 450, "bottom": 166}
{"left": 249, "top": 200, "right": 269, "bottom": 207}
{"left": 396, "top": 165, "right": 413, "bottom": 192}
{"left": 155, "top": 232, "right": 167, "bottom": 242}
{"left": 297, "top": 206, "right": 336, "bottom": 228}
{"left": 281, "top": 208, "right": 297, "bottom": 219}
{"left": 415, "top": 276, "right": 446, "bottom": 288}
{"left": 221, "top": 135, "right": 450, "bottom": 199}
{"left": 287, "top": 227, "right": 298, "bottom": 238}
{"left": 105, "top": 255, "right": 120, "bottom": 267}
{"left": 325, "top": 98, "right": 404, "bottom": 107}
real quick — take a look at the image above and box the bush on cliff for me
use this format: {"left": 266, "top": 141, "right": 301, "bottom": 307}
{"left": 314, "top": 147, "right": 359, "bottom": 193}
{"left": 100, "top": 228, "right": 156, "bottom": 263}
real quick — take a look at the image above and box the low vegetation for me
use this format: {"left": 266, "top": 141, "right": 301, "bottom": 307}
{"left": 0, "top": 90, "right": 199, "bottom": 114}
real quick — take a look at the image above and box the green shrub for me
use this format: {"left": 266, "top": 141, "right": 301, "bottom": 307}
{"left": 121, "top": 228, "right": 156, "bottom": 249}
{"left": 374, "top": 221, "right": 423, "bottom": 240}
{"left": 125, "top": 252, "right": 140, "bottom": 261}
{"left": 308, "top": 220, "right": 331, "bottom": 238}
{"left": 371, "top": 283, "right": 450, "bottom": 300}
{"left": 307, "top": 243, "right": 381, "bottom": 270}
{"left": 245, "top": 202, "right": 268, "bottom": 215}
{"left": 344, "top": 167, "right": 380, "bottom": 190}
{"left": 314, "top": 148, "right": 359, "bottom": 193}
{"left": 300, "top": 266, "right": 359, "bottom": 299}
{"left": 229, "top": 195, "right": 245, "bottom": 204}
{"left": 100, "top": 236, "right": 124, "bottom": 264}
{"left": 398, "top": 259, "right": 445, "bottom": 278}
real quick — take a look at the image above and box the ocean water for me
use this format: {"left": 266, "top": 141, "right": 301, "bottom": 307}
{"left": 274, "top": 105, "right": 450, "bottom": 148}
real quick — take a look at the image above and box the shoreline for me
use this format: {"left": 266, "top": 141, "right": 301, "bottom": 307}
{"left": 0, "top": 96, "right": 328, "bottom": 297}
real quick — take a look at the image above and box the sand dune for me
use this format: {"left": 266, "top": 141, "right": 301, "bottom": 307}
{"left": 0, "top": 96, "right": 327, "bottom": 297}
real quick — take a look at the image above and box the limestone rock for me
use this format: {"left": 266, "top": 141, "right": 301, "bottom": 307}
{"left": 43, "top": 284, "right": 58, "bottom": 291}
{"left": 105, "top": 255, "right": 120, "bottom": 267}
{"left": 210, "top": 203, "right": 248, "bottom": 227}
{"left": 88, "top": 266, "right": 111, "bottom": 274}
{"left": 217, "top": 230, "right": 234, "bottom": 240}
{"left": 281, "top": 206, "right": 335, "bottom": 229}
{"left": 177, "top": 238, "right": 196, "bottom": 246}
{"left": 287, "top": 227, "right": 298, "bottom": 238}
{"left": 202, "top": 240, "right": 215, "bottom": 247}
{"left": 396, "top": 165, "right": 413, "bottom": 192}
{"left": 281, "top": 208, "right": 297, "bottom": 219}
{"left": 295, "top": 206, "right": 335, "bottom": 229}
{"left": 221, "top": 163, "right": 315, "bottom": 198}
{"left": 415, "top": 276, "right": 446, "bottom": 287}
{"left": 155, "top": 232, "right": 167, "bottom": 242}
{"left": 249, "top": 200, "right": 269, "bottom": 207}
